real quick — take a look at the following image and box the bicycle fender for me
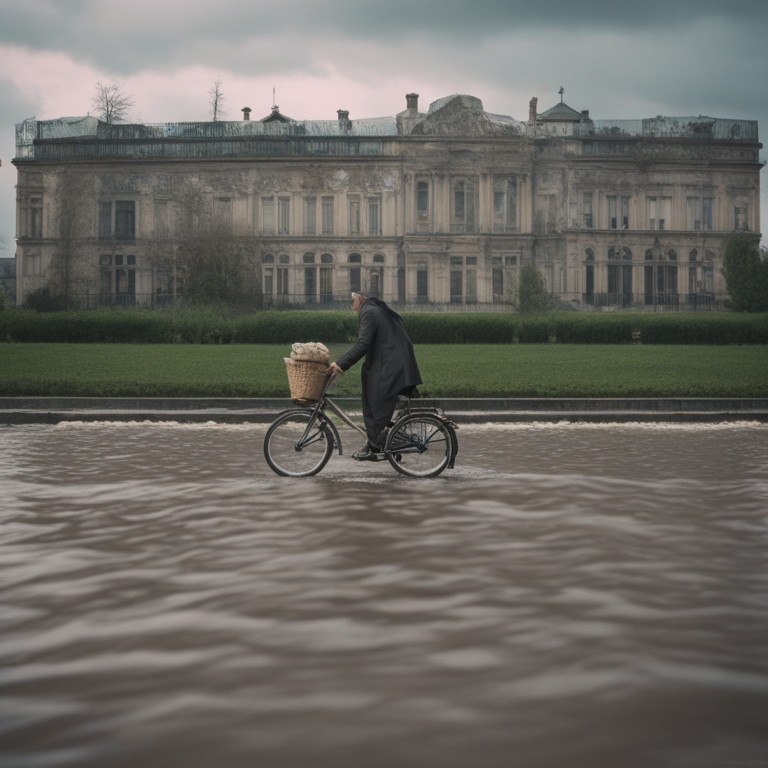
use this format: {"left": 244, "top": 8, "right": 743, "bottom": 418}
{"left": 324, "top": 415, "right": 343, "bottom": 455}
{"left": 430, "top": 413, "right": 459, "bottom": 469}
{"left": 446, "top": 425, "right": 459, "bottom": 469}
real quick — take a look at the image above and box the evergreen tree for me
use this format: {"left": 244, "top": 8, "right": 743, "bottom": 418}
{"left": 723, "top": 235, "right": 768, "bottom": 312}
{"left": 518, "top": 264, "right": 551, "bottom": 313}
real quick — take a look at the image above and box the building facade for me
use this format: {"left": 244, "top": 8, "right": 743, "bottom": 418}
{"left": 12, "top": 92, "right": 762, "bottom": 309}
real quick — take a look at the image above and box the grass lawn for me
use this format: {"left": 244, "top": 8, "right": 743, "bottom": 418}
{"left": 1, "top": 343, "right": 767, "bottom": 398}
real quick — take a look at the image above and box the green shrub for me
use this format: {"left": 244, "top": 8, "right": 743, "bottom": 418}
{"left": 632, "top": 313, "right": 768, "bottom": 345}
{"left": 23, "top": 287, "right": 68, "bottom": 313}
{"left": 723, "top": 235, "right": 768, "bottom": 312}
{"left": 1, "top": 306, "right": 767, "bottom": 345}
{"left": 517, "top": 264, "right": 551, "bottom": 314}
{"left": 402, "top": 313, "right": 514, "bottom": 344}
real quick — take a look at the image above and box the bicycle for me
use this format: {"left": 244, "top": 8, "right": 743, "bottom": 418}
{"left": 263, "top": 373, "right": 459, "bottom": 478}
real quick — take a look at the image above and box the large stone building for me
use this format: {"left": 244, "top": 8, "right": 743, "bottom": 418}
{"left": 12, "top": 92, "right": 762, "bottom": 309}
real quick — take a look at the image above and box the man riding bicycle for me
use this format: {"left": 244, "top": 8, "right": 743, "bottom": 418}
{"left": 328, "top": 292, "right": 422, "bottom": 461}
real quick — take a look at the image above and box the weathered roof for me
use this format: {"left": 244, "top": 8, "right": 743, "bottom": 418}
{"left": 13, "top": 95, "right": 759, "bottom": 161}
{"left": 538, "top": 101, "right": 583, "bottom": 121}
{"left": 412, "top": 94, "right": 523, "bottom": 136}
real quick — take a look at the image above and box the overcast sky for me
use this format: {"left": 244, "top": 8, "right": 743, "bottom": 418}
{"left": 1, "top": 0, "right": 766, "bottom": 253}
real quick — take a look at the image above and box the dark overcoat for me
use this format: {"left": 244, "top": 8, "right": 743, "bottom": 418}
{"left": 335, "top": 299, "right": 422, "bottom": 446}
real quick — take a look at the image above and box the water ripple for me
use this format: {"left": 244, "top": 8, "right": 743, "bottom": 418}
{"left": 1, "top": 423, "right": 767, "bottom": 767}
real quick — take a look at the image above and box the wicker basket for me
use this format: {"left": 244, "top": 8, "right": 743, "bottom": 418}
{"left": 284, "top": 358, "right": 328, "bottom": 404}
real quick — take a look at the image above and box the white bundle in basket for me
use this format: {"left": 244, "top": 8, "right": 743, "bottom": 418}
{"left": 284, "top": 356, "right": 328, "bottom": 403}
{"left": 290, "top": 342, "right": 330, "bottom": 366}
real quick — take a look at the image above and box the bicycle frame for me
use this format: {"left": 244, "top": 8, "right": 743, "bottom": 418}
{"left": 288, "top": 374, "right": 458, "bottom": 468}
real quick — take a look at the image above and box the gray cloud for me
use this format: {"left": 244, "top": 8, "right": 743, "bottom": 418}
{"left": 1, "top": 0, "right": 767, "bottom": 75}
{"left": 1, "top": 1, "right": 765, "bottom": 247}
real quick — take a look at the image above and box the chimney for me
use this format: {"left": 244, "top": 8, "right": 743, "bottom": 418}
{"left": 528, "top": 97, "right": 538, "bottom": 124}
{"left": 581, "top": 110, "right": 589, "bottom": 118}
{"left": 406, "top": 93, "right": 419, "bottom": 112}
{"left": 242, "top": 107, "right": 251, "bottom": 121}
{"left": 337, "top": 109, "right": 351, "bottom": 134}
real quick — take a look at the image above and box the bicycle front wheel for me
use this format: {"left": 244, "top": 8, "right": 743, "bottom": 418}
{"left": 385, "top": 414, "right": 452, "bottom": 478}
{"left": 264, "top": 410, "right": 334, "bottom": 477}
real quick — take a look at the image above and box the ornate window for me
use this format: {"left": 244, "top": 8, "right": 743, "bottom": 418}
{"left": 321, "top": 197, "right": 334, "bottom": 236}
{"left": 687, "top": 196, "right": 713, "bottom": 231}
{"left": 607, "top": 195, "right": 630, "bottom": 229}
{"left": 100, "top": 200, "right": 136, "bottom": 240}
{"left": 277, "top": 197, "right": 290, "bottom": 235}
{"left": 647, "top": 196, "right": 671, "bottom": 231}
{"left": 304, "top": 196, "right": 317, "bottom": 235}
{"left": 30, "top": 198, "right": 43, "bottom": 238}
{"left": 493, "top": 176, "right": 517, "bottom": 233}
{"left": 368, "top": 197, "right": 381, "bottom": 236}
{"left": 417, "top": 181, "right": 429, "bottom": 229}
{"left": 452, "top": 179, "right": 477, "bottom": 233}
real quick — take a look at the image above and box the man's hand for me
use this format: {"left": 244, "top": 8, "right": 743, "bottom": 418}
{"left": 328, "top": 362, "right": 344, "bottom": 375}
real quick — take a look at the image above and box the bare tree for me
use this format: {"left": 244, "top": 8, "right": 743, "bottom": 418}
{"left": 48, "top": 171, "right": 95, "bottom": 309}
{"left": 91, "top": 81, "right": 135, "bottom": 124}
{"left": 146, "top": 179, "right": 258, "bottom": 307}
{"left": 209, "top": 78, "right": 226, "bottom": 122}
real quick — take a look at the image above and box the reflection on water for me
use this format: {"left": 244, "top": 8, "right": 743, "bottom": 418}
{"left": 1, "top": 422, "right": 767, "bottom": 767}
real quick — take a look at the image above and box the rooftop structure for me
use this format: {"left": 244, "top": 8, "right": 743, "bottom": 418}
{"left": 15, "top": 93, "right": 757, "bottom": 162}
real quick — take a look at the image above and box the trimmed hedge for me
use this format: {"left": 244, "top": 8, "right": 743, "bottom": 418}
{"left": 1, "top": 307, "right": 767, "bottom": 345}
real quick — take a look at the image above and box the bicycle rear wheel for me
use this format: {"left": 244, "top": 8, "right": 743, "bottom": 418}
{"left": 385, "top": 414, "right": 452, "bottom": 478}
{"left": 264, "top": 410, "right": 334, "bottom": 477}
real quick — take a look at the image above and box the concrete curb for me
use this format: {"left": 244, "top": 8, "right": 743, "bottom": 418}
{"left": 2, "top": 398, "right": 768, "bottom": 425}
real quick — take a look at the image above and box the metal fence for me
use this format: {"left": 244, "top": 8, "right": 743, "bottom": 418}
{"left": 41, "top": 292, "right": 730, "bottom": 313}
{"left": 580, "top": 293, "right": 728, "bottom": 312}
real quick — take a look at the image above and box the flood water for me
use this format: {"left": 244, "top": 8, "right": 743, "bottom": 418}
{"left": 1, "top": 421, "right": 768, "bottom": 768}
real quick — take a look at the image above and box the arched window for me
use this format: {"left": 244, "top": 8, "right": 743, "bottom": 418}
{"left": 689, "top": 249, "right": 698, "bottom": 262}
{"left": 608, "top": 248, "right": 633, "bottom": 304}
{"left": 585, "top": 248, "right": 595, "bottom": 261}
{"left": 320, "top": 253, "right": 333, "bottom": 264}
{"left": 373, "top": 253, "right": 385, "bottom": 263}
{"left": 644, "top": 248, "right": 679, "bottom": 306}
{"left": 348, "top": 253, "right": 361, "bottom": 263}
{"left": 278, "top": 254, "right": 290, "bottom": 264}
{"left": 303, "top": 253, "right": 315, "bottom": 264}
{"left": 115, "top": 254, "right": 124, "bottom": 266}
{"left": 263, "top": 253, "right": 275, "bottom": 264}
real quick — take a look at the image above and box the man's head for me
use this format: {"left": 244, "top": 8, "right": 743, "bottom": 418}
{"left": 352, "top": 292, "right": 369, "bottom": 314}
